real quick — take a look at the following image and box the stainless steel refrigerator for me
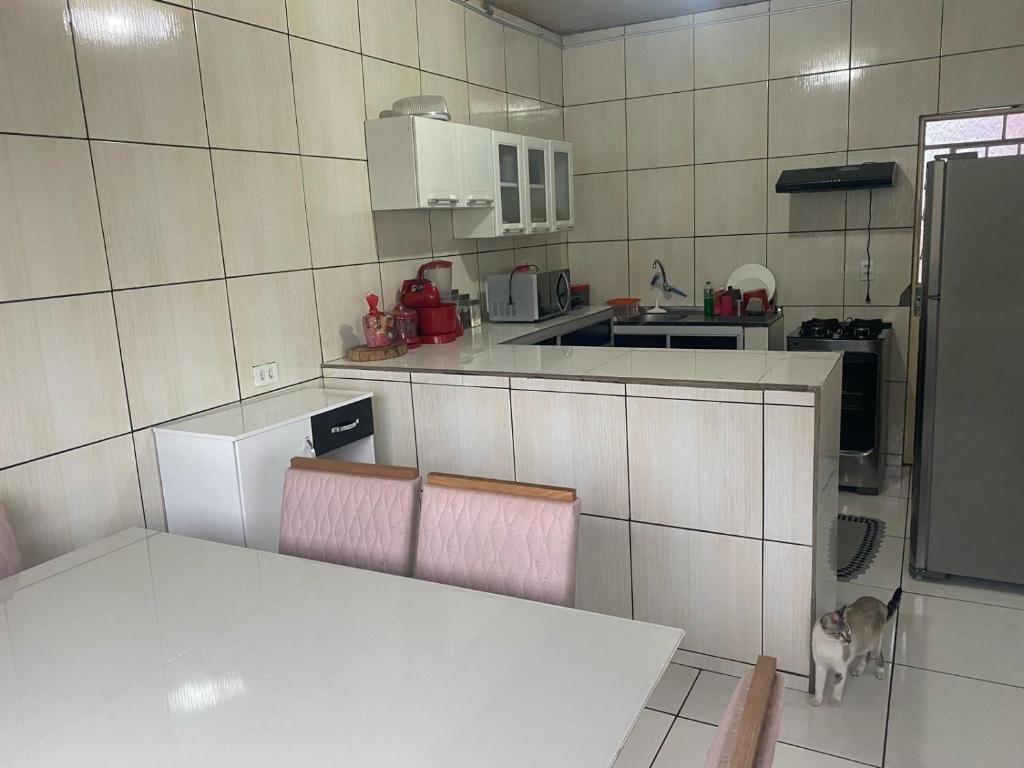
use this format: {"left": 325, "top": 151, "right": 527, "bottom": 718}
{"left": 911, "top": 154, "right": 1024, "bottom": 586}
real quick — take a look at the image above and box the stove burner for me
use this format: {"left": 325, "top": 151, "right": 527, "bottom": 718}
{"left": 798, "top": 317, "right": 890, "bottom": 340}
{"left": 798, "top": 318, "right": 841, "bottom": 339}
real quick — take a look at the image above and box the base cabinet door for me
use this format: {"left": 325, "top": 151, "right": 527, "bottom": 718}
{"left": 511, "top": 389, "right": 628, "bottom": 519}
{"left": 627, "top": 397, "right": 763, "bottom": 537}
{"left": 576, "top": 515, "right": 632, "bottom": 619}
{"left": 765, "top": 404, "right": 815, "bottom": 544}
{"left": 631, "top": 522, "right": 762, "bottom": 662}
{"left": 412, "top": 383, "right": 514, "bottom": 479}
{"left": 763, "top": 541, "right": 813, "bottom": 675}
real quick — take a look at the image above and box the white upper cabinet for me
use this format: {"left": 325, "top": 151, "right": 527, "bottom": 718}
{"left": 366, "top": 116, "right": 574, "bottom": 237}
{"left": 366, "top": 116, "right": 461, "bottom": 210}
{"left": 493, "top": 132, "right": 528, "bottom": 235}
{"left": 525, "top": 137, "right": 551, "bottom": 234}
{"left": 457, "top": 124, "right": 495, "bottom": 208}
{"left": 549, "top": 140, "right": 575, "bottom": 231}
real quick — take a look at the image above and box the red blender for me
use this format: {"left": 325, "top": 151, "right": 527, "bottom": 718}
{"left": 400, "top": 265, "right": 462, "bottom": 345}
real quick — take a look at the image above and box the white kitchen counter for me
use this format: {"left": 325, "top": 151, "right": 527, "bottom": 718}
{"left": 322, "top": 307, "right": 840, "bottom": 391}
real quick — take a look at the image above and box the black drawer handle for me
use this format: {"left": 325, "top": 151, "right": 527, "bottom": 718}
{"left": 330, "top": 419, "right": 360, "bottom": 435}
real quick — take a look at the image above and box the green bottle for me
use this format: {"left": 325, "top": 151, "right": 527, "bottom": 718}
{"left": 703, "top": 281, "right": 713, "bottom": 318}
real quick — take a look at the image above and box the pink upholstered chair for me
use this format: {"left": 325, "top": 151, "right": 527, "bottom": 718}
{"left": 704, "top": 655, "right": 784, "bottom": 768}
{"left": 279, "top": 457, "right": 421, "bottom": 577}
{"left": 413, "top": 473, "right": 580, "bottom": 607}
{"left": 0, "top": 502, "right": 25, "bottom": 581}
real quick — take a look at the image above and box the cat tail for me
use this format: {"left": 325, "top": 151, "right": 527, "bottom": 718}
{"left": 886, "top": 587, "right": 903, "bottom": 620}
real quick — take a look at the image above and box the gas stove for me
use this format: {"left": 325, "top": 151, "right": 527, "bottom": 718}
{"left": 786, "top": 318, "right": 893, "bottom": 495}
{"left": 796, "top": 317, "right": 890, "bottom": 340}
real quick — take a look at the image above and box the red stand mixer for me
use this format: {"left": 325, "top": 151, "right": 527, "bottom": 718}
{"left": 400, "top": 261, "right": 462, "bottom": 345}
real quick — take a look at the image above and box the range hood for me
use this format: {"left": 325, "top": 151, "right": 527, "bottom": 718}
{"left": 775, "top": 161, "right": 897, "bottom": 193}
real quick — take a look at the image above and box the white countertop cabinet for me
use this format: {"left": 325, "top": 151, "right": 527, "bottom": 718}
{"left": 154, "top": 387, "right": 375, "bottom": 552}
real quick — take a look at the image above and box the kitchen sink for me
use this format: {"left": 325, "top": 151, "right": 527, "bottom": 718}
{"left": 618, "top": 307, "right": 706, "bottom": 325}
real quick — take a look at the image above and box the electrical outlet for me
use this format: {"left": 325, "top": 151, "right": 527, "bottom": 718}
{"left": 861, "top": 260, "right": 872, "bottom": 282}
{"left": 252, "top": 362, "right": 279, "bottom": 387}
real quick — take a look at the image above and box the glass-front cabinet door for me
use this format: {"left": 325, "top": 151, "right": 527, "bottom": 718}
{"left": 548, "top": 140, "right": 574, "bottom": 231}
{"left": 493, "top": 132, "right": 526, "bottom": 235}
{"left": 524, "top": 137, "right": 551, "bottom": 233}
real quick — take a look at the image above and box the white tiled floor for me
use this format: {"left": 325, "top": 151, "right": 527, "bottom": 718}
{"left": 614, "top": 466, "right": 1024, "bottom": 767}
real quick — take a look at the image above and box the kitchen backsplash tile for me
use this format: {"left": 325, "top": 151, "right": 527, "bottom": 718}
{"left": 291, "top": 37, "right": 366, "bottom": 157}
{"left": 196, "top": 12, "right": 298, "bottom": 153}
{"left": 302, "top": 156, "right": 377, "bottom": 267}
{"left": 358, "top": 0, "right": 419, "bottom": 68}
{"left": 563, "top": 38, "right": 625, "bottom": 105}
{"left": 694, "top": 15, "right": 769, "bottom": 89}
{"left": 93, "top": 141, "right": 224, "bottom": 289}
{"left": 314, "top": 264, "right": 386, "bottom": 361}
{"left": 417, "top": 0, "right": 468, "bottom": 80}
{"left": 627, "top": 166, "right": 695, "bottom": 239}
{"left": 625, "top": 28, "right": 693, "bottom": 98}
{"left": 849, "top": 59, "right": 939, "bottom": 150}
{"left": 768, "top": 1, "right": 851, "bottom": 79}
{"left": 115, "top": 281, "right": 240, "bottom": 429}
{"left": 851, "top": 0, "right": 942, "bottom": 67}
{"left": 361, "top": 56, "right": 421, "bottom": 122}
{"left": 465, "top": 7, "right": 507, "bottom": 91}
{"left": 194, "top": 0, "right": 287, "bottom": 31}
{"left": 212, "top": 150, "right": 312, "bottom": 276}
{"left": 0, "top": 0, "right": 86, "bottom": 137}
{"left": 505, "top": 26, "right": 540, "bottom": 99}
{"left": 286, "top": 0, "right": 360, "bottom": 51}
{"left": 626, "top": 92, "right": 694, "bottom": 170}
{"left": 0, "top": 135, "right": 108, "bottom": 302}
{"left": 564, "top": 101, "right": 626, "bottom": 174}
{"left": 0, "top": 294, "right": 130, "bottom": 468}
{"left": 71, "top": 0, "right": 207, "bottom": 145}
{"left": 694, "top": 81, "right": 768, "bottom": 164}
{"left": 227, "top": 271, "right": 323, "bottom": 398}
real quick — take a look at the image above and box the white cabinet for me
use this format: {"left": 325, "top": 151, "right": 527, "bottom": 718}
{"left": 411, "top": 380, "right": 514, "bottom": 480}
{"left": 631, "top": 522, "right": 762, "bottom": 662}
{"left": 627, "top": 395, "right": 763, "bottom": 537}
{"left": 366, "top": 116, "right": 461, "bottom": 210}
{"left": 576, "top": 515, "right": 632, "bottom": 619}
{"left": 511, "top": 387, "right": 628, "bottom": 519}
{"left": 525, "top": 137, "right": 551, "bottom": 234}
{"left": 154, "top": 387, "right": 375, "bottom": 553}
{"left": 365, "top": 117, "right": 576, "bottom": 237}
{"left": 549, "top": 140, "right": 575, "bottom": 231}
{"left": 457, "top": 123, "right": 496, "bottom": 208}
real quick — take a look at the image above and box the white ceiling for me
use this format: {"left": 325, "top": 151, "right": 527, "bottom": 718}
{"left": 491, "top": 0, "right": 761, "bottom": 35}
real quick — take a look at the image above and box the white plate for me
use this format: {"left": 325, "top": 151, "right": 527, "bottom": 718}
{"left": 727, "top": 264, "right": 776, "bottom": 300}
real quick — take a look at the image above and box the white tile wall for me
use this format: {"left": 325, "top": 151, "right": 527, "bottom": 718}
{"left": 1, "top": 0, "right": 561, "bottom": 566}
{"left": 0, "top": 135, "right": 109, "bottom": 301}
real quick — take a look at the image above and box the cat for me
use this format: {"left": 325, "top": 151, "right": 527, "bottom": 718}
{"left": 810, "top": 587, "right": 902, "bottom": 706}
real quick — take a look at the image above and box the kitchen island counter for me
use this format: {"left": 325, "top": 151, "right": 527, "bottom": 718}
{"left": 321, "top": 308, "right": 840, "bottom": 688}
{"left": 322, "top": 307, "right": 837, "bottom": 393}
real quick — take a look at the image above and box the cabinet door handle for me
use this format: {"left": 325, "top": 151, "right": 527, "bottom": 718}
{"left": 505, "top": 226, "right": 525, "bottom": 233}
{"left": 465, "top": 198, "right": 493, "bottom": 206}
{"left": 330, "top": 419, "right": 360, "bottom": 434}
{"left": 427, "top": 197, "right": 458, "bottom": 206}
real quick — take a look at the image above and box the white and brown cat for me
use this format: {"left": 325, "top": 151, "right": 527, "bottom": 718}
{"left": 810, "top": 588, "right": 901, "bottom": 706}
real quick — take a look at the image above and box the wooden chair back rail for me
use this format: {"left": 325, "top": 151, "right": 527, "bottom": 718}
{"left": 425, "top": 473, "right": 576, "bottom": 502}
{"left": 289, "top": 456, "right": 419, "bottom": 481}
{"left": 728, "top": 655, "right": 778, "bottom": 768}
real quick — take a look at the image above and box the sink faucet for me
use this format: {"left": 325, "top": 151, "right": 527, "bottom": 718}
{"left": 651, "top": 259, "right": 688, "bottom": 299}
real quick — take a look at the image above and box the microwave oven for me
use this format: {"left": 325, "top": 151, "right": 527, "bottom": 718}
{"left": 486, "top": 269, "right": 571, "bottom": 322}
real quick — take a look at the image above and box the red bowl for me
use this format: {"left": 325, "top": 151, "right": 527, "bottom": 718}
{"left": 418, "top": 303, "right": 458, "bottom": 335}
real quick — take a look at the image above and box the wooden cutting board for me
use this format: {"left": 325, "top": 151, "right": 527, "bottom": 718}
{"left": 347, "top": 342, "right": 408, "bottom": 362}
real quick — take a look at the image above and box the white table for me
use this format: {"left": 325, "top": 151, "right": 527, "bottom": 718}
{"left": 0, "top": 530, "right": 683, "bottom": 768}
